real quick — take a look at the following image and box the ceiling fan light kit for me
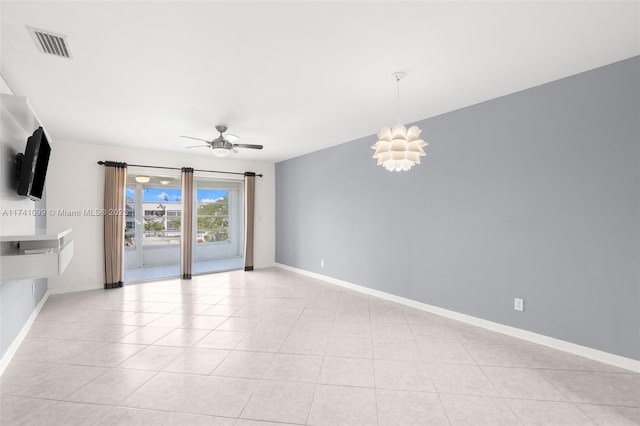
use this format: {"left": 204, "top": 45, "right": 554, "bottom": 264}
{"left": 182, "top": 125, "right": 263, "bottom": 157}
{"left": 371, "top": 72, "right": 428, "bottom": 172}
{"left": 212, "top": 147, "right": 230, "bottom": 157}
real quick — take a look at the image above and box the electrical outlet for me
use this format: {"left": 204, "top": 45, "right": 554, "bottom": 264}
{"left": 320, "top": 260, "right": 324, "bottom": 268}
{"left": 514, "top": 298, "right": 524, "bottom": 312}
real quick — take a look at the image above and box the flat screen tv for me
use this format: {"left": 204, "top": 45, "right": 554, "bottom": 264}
{"left": 16, "top": 126, "right": 51, "bottom": 201}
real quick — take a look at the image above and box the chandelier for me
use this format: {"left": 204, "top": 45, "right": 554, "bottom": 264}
{"left": 371, "top": 72, "right": 428, "bottom": 172}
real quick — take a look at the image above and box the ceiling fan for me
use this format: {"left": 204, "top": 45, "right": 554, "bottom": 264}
{"left": 181, "top": 125, "right": 263, "bottom": 157}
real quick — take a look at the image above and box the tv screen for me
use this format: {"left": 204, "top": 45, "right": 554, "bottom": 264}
{"left": 16, "top": 126, "right": 51, "bottom": 201}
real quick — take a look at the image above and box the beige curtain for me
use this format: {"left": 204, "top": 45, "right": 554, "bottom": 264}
{"left": 181, "top": 167, "right": 194, "bottom": 279}
{"left": 103, "top": 161, "right": 127, "bottom": 289}
{"left": 244, "top": 172, "right": 256, "bottom": 271}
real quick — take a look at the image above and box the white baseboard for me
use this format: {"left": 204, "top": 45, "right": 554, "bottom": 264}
{"left": 48, "top": 285, "right": 99, "bottom": 295}
{"left": 0, "top": 290, "right": 49, "bottom": 376}
{"left": 275, "top": 263, "right": 640, "bottom": 373}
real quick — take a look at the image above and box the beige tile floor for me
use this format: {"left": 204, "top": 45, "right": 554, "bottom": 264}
{"left": 1, "top": 268, "right": 638, "bottom": 425}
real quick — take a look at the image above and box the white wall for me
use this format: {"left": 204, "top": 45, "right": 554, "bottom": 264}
{"left": 0, "top": 95, "right": 39, "bottom": 234}
{"left": 0, "top": 89, "right": 49, "bottom": 359}
{"left": 46, "top": 141, "right": 275, "bottom": 293}
{"left": 0, "top": 75, "right": 14, "bottom": 96}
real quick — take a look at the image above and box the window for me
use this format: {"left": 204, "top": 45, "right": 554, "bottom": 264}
{"left": 125, "top": 186, "right": 136, "bottom": 247}
{"left": 166, "top": 210, "right": 181, "bottom": 231}
{"left": 141, "top": 187, "right": 182, "bottom": 246}
{"left": 125, "top": 172, "right": 243, "bottom": 272}
{"left": 193, "top": 179, "right": 243, "bottom": 263}
{"left": 124, "top": 171, "right": 183, "bottom": 272}
{"left": 196, "top": 191, "right": 229, "bottom": 243}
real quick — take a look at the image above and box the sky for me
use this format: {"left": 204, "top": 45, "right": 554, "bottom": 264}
{"left": 126, "top": 187, "right": 227, "bottom": 203}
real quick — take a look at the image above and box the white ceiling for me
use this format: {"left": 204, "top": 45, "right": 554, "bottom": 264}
{"left": 1, "top": 1, "right": 638, "bottom": 163}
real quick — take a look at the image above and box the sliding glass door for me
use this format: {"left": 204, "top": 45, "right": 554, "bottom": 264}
{"left": 193, "top": 178, "right": 244, "bottom": 273}
{"left": 124, "top": 173, "right": 244, "bottom": 281}
{"left": 124, "top": 173, "right": 182, "bottom": 281}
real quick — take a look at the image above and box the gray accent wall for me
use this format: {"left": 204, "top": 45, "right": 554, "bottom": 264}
{"left": 276, "top": 56, "right": 640, "bottom": 360}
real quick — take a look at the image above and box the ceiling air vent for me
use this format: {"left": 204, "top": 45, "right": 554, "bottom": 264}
{"left": 27, "top": 27, "right": 72, "bottom": 59}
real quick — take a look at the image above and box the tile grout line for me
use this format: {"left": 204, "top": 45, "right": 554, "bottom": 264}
{"left": 404, "top": 305, "right": 453, "bottom": 426}
{"left": 369, "top": 293, "right": 381, "bottom": 426}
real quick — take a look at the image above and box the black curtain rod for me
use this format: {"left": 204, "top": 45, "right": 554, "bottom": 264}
{"left": 96, "top": 161, "right": 263, "bottom": 177}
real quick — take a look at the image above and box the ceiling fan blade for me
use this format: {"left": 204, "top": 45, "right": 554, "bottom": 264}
{"left": 180, "top": 135, "right": 210, "bottom": 143}
{"left": 233, "top": 143, "right": 263, "bottom": 150}
{"left": 226, "top": 133, "right": 240, "bottom": 143}
{"left": 186, "top": 145, "right": 209, "bottom": 149}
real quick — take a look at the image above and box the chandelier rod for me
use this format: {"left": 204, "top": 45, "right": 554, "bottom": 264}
{"left": 393, "top": 72, "right": 406, "bottom": 125}
{"left": 396, "top": 74, "right": 400, "bottom": 125}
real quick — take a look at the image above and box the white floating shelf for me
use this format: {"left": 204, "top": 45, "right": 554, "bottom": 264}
{"left": 0, "top": 229, "right": 73, "bottom": 281}
{"left": 0, "top": 228, "right": 71, "bottom": 243}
